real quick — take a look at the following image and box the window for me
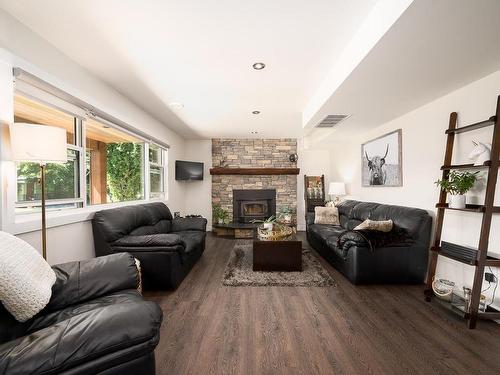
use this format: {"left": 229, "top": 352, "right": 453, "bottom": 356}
{"left": 17, "top": 149, "right": 80, "bottom": 201}
{"left": 149, "top": 144, "right": 165, "bottom": 198}
{"left": 13, "top": 91, "right": 168, "bottom": 215}
{"left": 14, "top": 95, "right": 83, "bottom": 213}
{"left": 85, "top": 118, "right": 145, "bottom": 205}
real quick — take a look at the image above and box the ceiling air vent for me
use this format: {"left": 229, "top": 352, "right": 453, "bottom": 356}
{"left": 315, "top": 114, "right": 350, "bottom": 128}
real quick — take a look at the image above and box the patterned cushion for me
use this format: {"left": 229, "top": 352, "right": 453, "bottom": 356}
{"left": 314, "top": 206, "right": 340, "bottom": 225}
{"left": 354, "top": 219, "right": 393, "bottom": 232}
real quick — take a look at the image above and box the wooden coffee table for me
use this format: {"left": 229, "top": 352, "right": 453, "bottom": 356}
{"left": 252, "top": 231, "right": 302, "bottom": 272}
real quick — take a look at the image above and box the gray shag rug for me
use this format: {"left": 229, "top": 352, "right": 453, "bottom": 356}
{"left": 222, "top": 241, "right": 336, "bottom": 287}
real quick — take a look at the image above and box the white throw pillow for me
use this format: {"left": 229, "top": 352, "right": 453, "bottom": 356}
{"left": 314, "top": 206, "right": 340, "bottom": 225}
{"left": 0, "top": 231, "right": 56, "bottom": 322}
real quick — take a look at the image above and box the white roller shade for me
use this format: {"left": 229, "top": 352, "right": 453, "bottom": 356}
{"left": 13, "top": 68, "right": 170, "bottom": 149}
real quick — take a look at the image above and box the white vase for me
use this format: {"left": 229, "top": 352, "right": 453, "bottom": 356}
{"left": 449, "top": 194, "right": 466, "bottom": 209}
{"left": 263, "top": 222, "right": 273, "bottom": 230}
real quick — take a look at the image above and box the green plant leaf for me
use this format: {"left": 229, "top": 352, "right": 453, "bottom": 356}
{"left": 435, "top": 171, "right": 478, "bottom": 195}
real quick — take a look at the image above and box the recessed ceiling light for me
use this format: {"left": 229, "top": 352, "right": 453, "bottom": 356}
{"left": 169, "top": 102, "right": 184, "bottom": 109}
{"left": 252, "top": 110, "right": 260, "bottom": 114}
{"left": 102, "top": 125, "right": 110, "bottom": 129}
{"left": 252, "top": 62, "right": 265, "bottom": 70}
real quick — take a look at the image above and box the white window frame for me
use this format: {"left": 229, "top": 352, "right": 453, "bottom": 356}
{"left": 13, "top": 97, "right": 85, "bottom": 212}
{"left": 5, "top": 78, "right": 170, "bottom": 235}
{"left": 83, "top": 114, "right": 149, "bottom": 205}
{"left": 148, "top": 143, "right": 167, "bottom": 199}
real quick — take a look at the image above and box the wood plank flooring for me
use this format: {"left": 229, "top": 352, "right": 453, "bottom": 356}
{"left": 145, "top": 233, "right": 500, "bottom": 375}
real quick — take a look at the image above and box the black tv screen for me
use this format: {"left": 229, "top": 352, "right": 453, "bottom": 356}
{"left": 175, "top": 160, "right": 204, "bottom": 181}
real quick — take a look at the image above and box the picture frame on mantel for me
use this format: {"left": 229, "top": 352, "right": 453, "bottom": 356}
{"left": 361, "top": 129, "right": 402, "bottom": 187}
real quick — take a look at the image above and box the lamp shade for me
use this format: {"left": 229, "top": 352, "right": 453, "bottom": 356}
{"left": 10, "top": 123, "right": 67, "bottom": 163}
{"left": 328, "top": 182, "right": 346, "bottom": 196}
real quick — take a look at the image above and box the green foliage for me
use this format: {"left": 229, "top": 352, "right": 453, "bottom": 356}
{"left": 106, "top": 143, "right": 143, "bottom": 202}
{"left": 277, "top": 206, "right": 292, "bottom": 218}
{"left": 212, "top": 203, "right": 229, "bottom": 223}
{"left": 17, "top": 152, "right": 76, "bottom": 201}
{"left": 17, "top": 144, "right": 145, "bottom": 204}
{"left": 251, "top": 215, "right": 276, "bottom": 224}
{"left": 435, "top": 171, "right": 478, "bottom": 195}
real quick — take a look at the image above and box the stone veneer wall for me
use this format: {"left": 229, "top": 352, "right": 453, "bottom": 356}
{"left": 212, "top": 139, "right": 297, "bottom": 223}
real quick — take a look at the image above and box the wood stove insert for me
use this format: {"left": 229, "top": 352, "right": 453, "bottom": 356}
{"left": 233, "top": 189, "right": 276, "bottom": 223}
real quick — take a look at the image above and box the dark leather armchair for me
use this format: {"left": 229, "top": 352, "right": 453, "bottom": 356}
{"left": 306, "top": 200, "right": 432, "bottom": 284}
{"left": 0, "top": 253, "right": 162, "bottom": 375}
{"left": 92, "top": 202, "right": 207, "bottom": 289}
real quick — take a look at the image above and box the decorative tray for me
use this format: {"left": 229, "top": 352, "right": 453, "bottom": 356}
{"left": 257, "top": 224, "right": 293, "bottom": 241}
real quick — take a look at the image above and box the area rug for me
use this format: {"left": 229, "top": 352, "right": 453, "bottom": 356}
{"left": 222, "top": 241, "right": 335, "bottom": 287}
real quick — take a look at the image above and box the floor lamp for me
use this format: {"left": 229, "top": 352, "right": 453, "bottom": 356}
{"left": 10, "top": 123, "right": 68, "bottom": 260}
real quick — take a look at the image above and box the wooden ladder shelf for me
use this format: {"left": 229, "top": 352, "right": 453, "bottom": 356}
{"left": 425, "top": 95, "right": 500, "bottom": 329}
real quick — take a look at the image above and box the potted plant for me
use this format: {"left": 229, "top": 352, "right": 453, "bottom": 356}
{"left": 252, "top": 215, "right": 276, "bottom": 230}
{"left": 277, "top": 207, "right": 293, "bottom": 223}
{"left": 435, "top": 171, "right": 478, "bottom": 209}
{"left": 212, "top": 203, "right": 229, "bottom": 224}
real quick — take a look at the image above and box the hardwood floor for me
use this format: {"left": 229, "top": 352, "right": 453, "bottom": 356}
{"left": 145, "top": 233, "right": 500, "bottom": 375}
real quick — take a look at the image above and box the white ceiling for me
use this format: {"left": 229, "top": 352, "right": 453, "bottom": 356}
{"left": 0, "top": 0, "right": 379, "bottom": 138}
{"left": 304, "top": 0, "right": 500, "bottom": 145}
{"left": 1, "top": 0, "right": 499, "bottom": 141}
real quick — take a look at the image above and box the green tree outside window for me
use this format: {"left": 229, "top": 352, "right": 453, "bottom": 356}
{"left": 106, "top": 142, "right": 144, "bottom": 202}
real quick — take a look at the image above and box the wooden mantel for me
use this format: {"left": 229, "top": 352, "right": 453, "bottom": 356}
{"left": 209, "top": 167, "right": 300, "bottom": 175}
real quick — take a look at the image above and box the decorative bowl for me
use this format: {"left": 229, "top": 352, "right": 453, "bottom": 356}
{"left": 257, "top": 224, "right": 293, "bottom": 241}
{"left": 432, "top": 277, "right": 455, "bottom": 301}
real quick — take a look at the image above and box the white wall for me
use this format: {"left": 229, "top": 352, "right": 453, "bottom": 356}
{"left": 184, "top": 140, "right": 212, "bottom": 230}
{"left": 0, "top": 9, "right": 186, "bottom": 264}
{"left": 0, "top": 59, "right": 13, "bottom": 232}
{"left": 329, "top": 69, "right": 500, "bottom": 307}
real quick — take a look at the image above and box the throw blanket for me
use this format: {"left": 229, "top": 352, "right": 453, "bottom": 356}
{"left": 336, "top": 227, "right": 413, "bottom": 256}
{"left": 0, "top": 231, "right": 56, "bottom": 322}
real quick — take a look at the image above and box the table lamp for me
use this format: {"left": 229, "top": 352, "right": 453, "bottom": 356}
{"left": 328, "top": 182, "right": 346, "bottom": 206}
{"left": 10, "top": 123, "right": 68, "bottom": 260}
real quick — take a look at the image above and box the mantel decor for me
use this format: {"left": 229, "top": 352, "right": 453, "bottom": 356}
{"left": 210, "top": 167, "right": 300, "bottom": 175}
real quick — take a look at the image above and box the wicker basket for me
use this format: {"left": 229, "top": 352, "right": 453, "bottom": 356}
{"left": 432, "top": 277, "right": 455, "bottom": 301}
{"left": 257, "top": 224, "right": 293, "bottom": 241}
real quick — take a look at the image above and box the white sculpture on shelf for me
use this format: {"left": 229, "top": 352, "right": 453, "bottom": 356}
{"left": 468, "top": 141, "right": 491, "bottom": 166}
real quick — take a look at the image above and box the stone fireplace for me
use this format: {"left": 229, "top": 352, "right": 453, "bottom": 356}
{"left": 233, "top": 189, "right": 276, "bottom": 223}
{"left": 212, "top": 139, "right": 297, "bottom": 224}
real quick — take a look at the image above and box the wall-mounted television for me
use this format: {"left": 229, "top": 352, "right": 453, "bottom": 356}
{"left": 175, "top": 160, "right": 204, "bottom": 181}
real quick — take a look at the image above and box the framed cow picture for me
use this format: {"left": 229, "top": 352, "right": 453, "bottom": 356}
{"left": 361, "top": 129, "right": 402, "bottom": 187}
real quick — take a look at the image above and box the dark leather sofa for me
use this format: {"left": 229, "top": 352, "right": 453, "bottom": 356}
{"left": 0, "top": 253, "right": 162, "bottom": 375}
{"left": 306, "top": 200, "right": 432, "bottom": 284}
{"left": 92, "top": 202, "right": 207, "bottom": 290}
